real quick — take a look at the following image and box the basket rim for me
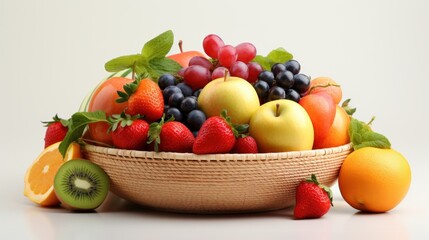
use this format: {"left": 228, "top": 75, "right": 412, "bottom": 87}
{"left": 81, "top": 142, "right": 352, "bottom": 162}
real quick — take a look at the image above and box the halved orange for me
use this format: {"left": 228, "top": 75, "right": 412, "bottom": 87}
{"left": 24, "top": 142, "right": 81, "bottom": 206}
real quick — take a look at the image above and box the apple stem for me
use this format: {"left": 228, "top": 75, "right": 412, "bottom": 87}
{"left": 224, "top": 69, "right": 230, "bottom": 82}
{"left": 178, "top": 40, "right": 183, "bottom": 53}
{"left": 275, "top": 103, "right": 280, "bottom": 117}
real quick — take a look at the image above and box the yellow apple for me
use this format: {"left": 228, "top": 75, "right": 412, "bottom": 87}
{"left": 249, "top": 99, "right": 314, "bottom": 152}
{"left": 198, "top": 76, "right": 260, "bottom": 124}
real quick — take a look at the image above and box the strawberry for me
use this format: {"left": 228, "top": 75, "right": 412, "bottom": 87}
{"left": 148, "top": 116, "right": 194, "bottom": 153}
{"left": 117, "top": 78, "right": 164, "bottom": 122}
{"left": 232, "top": 135, "right": 258, "bottom": 153}
{"left": 193, "top": 110, "right": 247, "bottom": 154}
{"left": 42, "top": 114, "right": 69, "bottom": 148}
{"left": 294, "top": 174, "right": 333, "bottom": 219}
{"left": 109, "top": 113, "right": 149, "bottom": 150}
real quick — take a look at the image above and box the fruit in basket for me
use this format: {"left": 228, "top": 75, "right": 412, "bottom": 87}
{"left": 198, "top": 75, "right": 260, "bottom": 124}
{"left": 313, "top": 105, "right": 350, "bottom": 149}
{"left": 148, "top": 116, "right": 195, "bottom": 153}
{"left": 294, "top": 174, "right": 333, "bottom": 219}
{"left": 110, "top": 113, "right": 150, "bottom": 150}
{"left": 54, "top": 159, "right": 110, "bottom": 211}
{"left": 87, "top": 76, "right": 133, "bottom": 145}
{"left": 231, "top": 135, "right": 258, "bottom": 154}
{"left": 117, "top": 78, "right": 164, "bottom": 122}
{"left": 338, "top": 147, "right": 411, "bottom": 213}
{"left": 42, "top": 114, "right": 69, "bottom": 148}
{"left": 307, "top": 77, "right": 342, "bottom": 104}
{"left": 24, "top": 142, "right": 81, "bottom": 206}
{"left": 299, "top": 92, "right": 336, "bottom": 148}
{"left": 167, "top": 40, "right": 206, "bottom": 67}
{"left": 193, "top": 111, "right": 244, "bottom": 154}
{"left": 249, "top": 99, "right": 314, "bottom": 152}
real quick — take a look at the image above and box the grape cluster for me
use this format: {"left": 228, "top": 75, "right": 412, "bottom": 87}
{"left": 177, "top": 34, "right": 264, "bottom": 92}
{"left": 158, "top": 74, "right": 206, "bottom": 136}
{"left": 253, "top": 59, "right": 310, "bottom": 104}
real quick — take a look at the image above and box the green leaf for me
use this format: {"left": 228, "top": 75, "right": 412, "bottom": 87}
{"left": 105, "top": 54, "right": 143, "bottom": 73}
{"left": 252, "top": 55, "right": 272, "bottom": 70}
{"left": 146, "top": 57, "right": 182, "bottom": 80}
{"left": 266, "top": 47, "right": 293, "bottom": 63}
{"left": 141, "top": 30, "right": 174, "bottom": 60}
{"left": 59, "top": 111, "right": 108, "bottom": 157}
{"left": 348, "top": 118, "right": 391, "bottom": 150}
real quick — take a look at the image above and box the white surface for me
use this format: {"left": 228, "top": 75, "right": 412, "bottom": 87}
{"left": 1, "top": 0, "right": 428, "bottom": 239}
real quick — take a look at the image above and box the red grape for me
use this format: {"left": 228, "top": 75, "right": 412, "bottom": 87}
{"left": 230, "top": 61, "right": 249, "bottom": 79}
{"left": 203, "top": 34, "right": 225, "bottom": 59}
{"left": 217, "top": 45, "right": 237, "bottom": 68}
{"left": 211, "top": 66, "right": 228, "bottom": 80}
{"left": 236, "top": 42, "right": 257, "bottom": 63}
{"left": 189, "top": 56, "right": 213, "bottom": 70}
{"left": 183, "top": 65, "right": 211, "bottom": 90}
{"left": 247, "top": 62, "right": 263, "bottom": 83}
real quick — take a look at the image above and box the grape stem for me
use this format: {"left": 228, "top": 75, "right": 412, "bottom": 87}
{"left": 308, "top": 82, "right": 341, "bottom": 94}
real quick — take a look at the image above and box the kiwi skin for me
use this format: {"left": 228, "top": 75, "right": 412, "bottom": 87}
{"left": 54, "top": 159, "right": 110, "bottom": 211}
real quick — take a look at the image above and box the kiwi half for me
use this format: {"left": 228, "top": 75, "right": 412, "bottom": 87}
{"left": 54, "top": 159, "right": 110, "bottom": 211}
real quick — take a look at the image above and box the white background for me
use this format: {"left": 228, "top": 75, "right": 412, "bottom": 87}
{"left": 1, "top": 0, "right": 428, "bottom": 239}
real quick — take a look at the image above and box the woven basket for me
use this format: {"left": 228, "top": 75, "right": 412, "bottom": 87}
{"left": 82, "top": 143, "right": 352, "bottom": 214}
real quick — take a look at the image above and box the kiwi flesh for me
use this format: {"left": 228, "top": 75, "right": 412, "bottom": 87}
{"left": 54, "top": 159, "right": 110, "bottom": 211}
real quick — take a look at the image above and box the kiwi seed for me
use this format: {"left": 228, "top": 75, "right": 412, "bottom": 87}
{"left": 54, "top": 159, "right": 110, "bottom": 211}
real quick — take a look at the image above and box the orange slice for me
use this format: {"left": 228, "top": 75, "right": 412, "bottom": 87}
{"left": 24, "top": 142, "right": 81, "bottom": 206}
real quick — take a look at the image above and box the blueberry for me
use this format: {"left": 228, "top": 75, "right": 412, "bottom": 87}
{"left": 163, "top": 85, "right": 181, "bottom": 103}
{"left": 158, "top": 74, "right": 177, "bottom": 90}
{"left": 180, "top": 96, "right": 198, "bottom": 113}
{"left": 165, "top": 107, "right": 183, "bottom": 122}
{"left": 168, "top": 92, "right": 184, "bottom": 108}
{"left": 176, "top": 82, "right": 193, "bottom": 97}
{"left": 187, "top": 109, "right": 206, "bottom": 131}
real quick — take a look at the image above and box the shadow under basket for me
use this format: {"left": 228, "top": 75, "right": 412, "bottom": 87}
{"left": 82, "top": 143, "right": 352, "bottom": 214}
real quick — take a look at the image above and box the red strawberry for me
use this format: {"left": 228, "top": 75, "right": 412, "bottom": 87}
{"left": 43, "top": 114, "right": 69, "bottom": 148}
{"left": 117, "top": 78, "right": 164, "bottom": 122}
{"left": 109, "top": 113, "right": 149, "bottom": 150}
{"left": 193, "top": 111, "right": 247, "bottom": 154}
{"left": 148, "top": 116, "right": 195, "bottom": 153}
{"left": 232, "top": 135, "right": 258, "bottom": 153}
{"left": 294, "top": 174, "right": 333, "bottom": 219}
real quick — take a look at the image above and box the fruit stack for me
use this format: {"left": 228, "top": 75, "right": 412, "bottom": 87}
{"left": 24, "top": 30, "right": 411, "bottom": 217}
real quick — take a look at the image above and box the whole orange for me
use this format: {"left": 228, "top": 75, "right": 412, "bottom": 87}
{"left": 308, "top": 77, "right": 342, "bottom": 104}
{"left": 339, "top": 147, "right": 412, "bottom": 212}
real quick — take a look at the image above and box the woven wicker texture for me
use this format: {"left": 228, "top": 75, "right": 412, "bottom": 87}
{"left": 82, "top": 144, "right": 352, "bottom": 214}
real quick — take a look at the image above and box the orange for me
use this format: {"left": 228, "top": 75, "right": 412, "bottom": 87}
{"left": 339, "top": 147, "right": 411, "bottom": 212}
{"left": 24, "top": 142, "right": 81, "bottom": 206}
{"left": 308, "top": 77, "right": 342, "bottom": 104}
{"left": 313, "top": 106, "right": 350, "bottom": 149}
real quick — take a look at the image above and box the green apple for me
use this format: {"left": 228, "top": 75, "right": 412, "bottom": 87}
{"left": 249, "top": 99, "right": 314, "bottom": 152}
{"left": 198, "top": 76, "right": 260, "bottom": 124}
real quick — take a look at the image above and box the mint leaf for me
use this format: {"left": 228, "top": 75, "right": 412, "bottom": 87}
{"left": 146, "top": 57, "right": 182, "bottom": 79}
{"left": 266, "top": 47, "right": 293, "bottom": 63}
{"left": 105, "top": 54, "right": 143, "bottom": 73}
{"left": 59, "top": 111, "right": 108, "bottom": 157}
{"left": 252, "top": 48, "right": 294, "bottom": 70}
{"left": 348, "top": 118, "right": 391, "bottom": 150}
{"left": 141, "top": 30, "right": 174, "bottom": 60}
